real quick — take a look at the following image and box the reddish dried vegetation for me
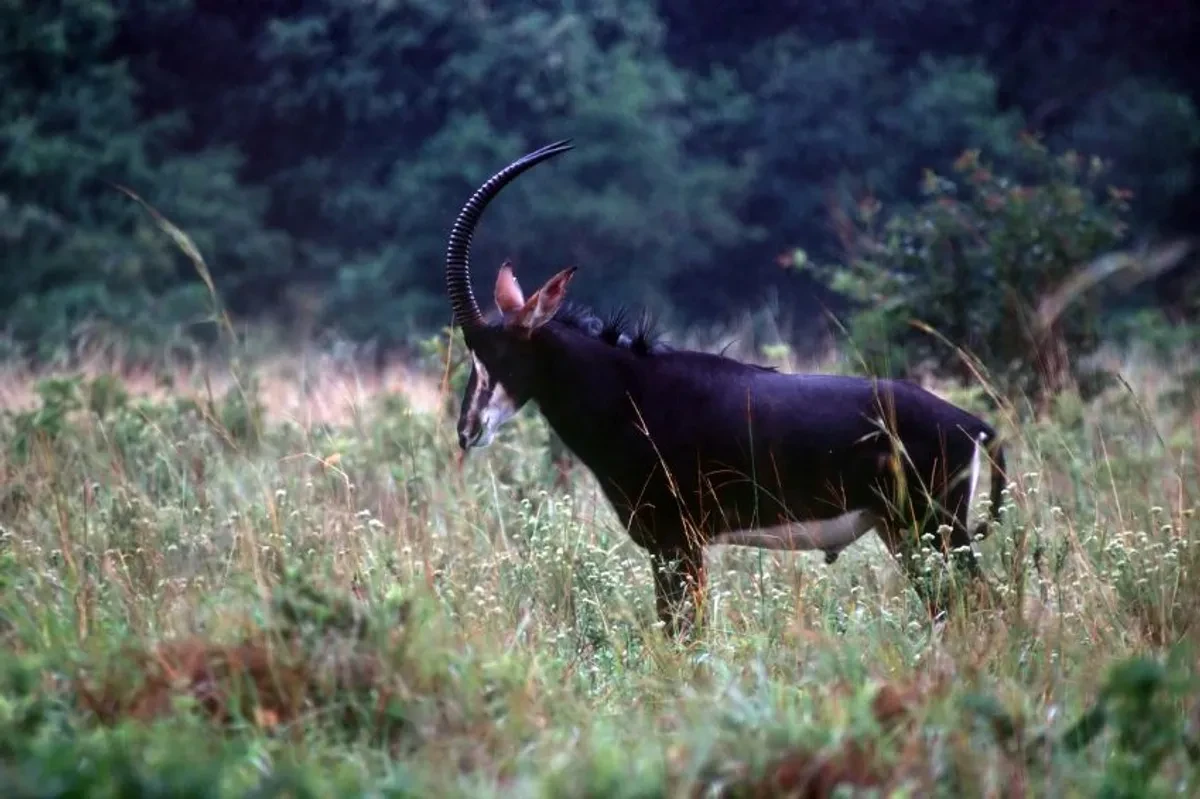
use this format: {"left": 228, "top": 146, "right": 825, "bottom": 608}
{"left": 710, "top": 673, "right": 1028, "bottom": 798}
{"left": 74, "top": 629, "right": 396, "bottom": 734}
{"left": 737, "top": 740, "right": 885, "bottom": 798}
{"left": 73, "top": 587, "right": 414, "bottom": 736}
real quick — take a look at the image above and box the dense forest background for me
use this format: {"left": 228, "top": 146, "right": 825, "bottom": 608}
{"left": 2, "top": 0, "right": 1198, "bottom": 365}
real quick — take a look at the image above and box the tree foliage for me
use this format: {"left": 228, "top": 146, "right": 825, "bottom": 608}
{"left": 1, "top": 0, "right": 1198, "bottom": 357}
{"left": 0, "top": 0, "right": 285, "bottom": 358}
{"left": 109, "top": 0, "right": 754, "bottom": 345}
{"left": 1056, "top": 77, "right": 1200, "bottom": 228}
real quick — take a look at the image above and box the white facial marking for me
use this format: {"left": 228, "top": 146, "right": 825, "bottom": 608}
{"left": 459, "top": 353, "right": 519, "bottom": 450}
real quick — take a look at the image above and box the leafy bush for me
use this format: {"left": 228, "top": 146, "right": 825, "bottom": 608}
{"left": 792, "top": 137, "right": 1132, "bottom": 406}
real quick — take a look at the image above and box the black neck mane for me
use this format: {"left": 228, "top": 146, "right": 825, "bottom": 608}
{"left": 548, "top": 300, "right": 777, "bottom": 373}
{"left": 551, "top": 300, "right": 667, "bottom": 356}
{"left": 482, "top": 297, "right": 777, "bottom": 372}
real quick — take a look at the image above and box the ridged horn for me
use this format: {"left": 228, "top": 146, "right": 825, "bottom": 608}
{"left": 444, "top": 139, "right": 574, "bottom": 329}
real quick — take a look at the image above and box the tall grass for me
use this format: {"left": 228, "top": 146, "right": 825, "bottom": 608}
{"left": 0, "top": 323, "right": 1197, "bottom": 796}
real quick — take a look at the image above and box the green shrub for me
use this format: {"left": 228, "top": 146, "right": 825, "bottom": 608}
{"left": 793, "top": 137, "right": 1132, "bottom": 407}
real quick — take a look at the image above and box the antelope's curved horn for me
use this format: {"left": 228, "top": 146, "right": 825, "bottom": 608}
{"left": 444, "top": 139, "right": 574, "bottom": 329}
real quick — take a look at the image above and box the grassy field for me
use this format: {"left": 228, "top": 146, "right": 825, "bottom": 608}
{"left": 0, "top": 332, "right": 1198, "bottom": 797}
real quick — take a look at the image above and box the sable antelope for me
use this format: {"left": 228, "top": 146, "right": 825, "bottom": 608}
{"left": 445, "top": 140, "right": 1008, "bottom": 637}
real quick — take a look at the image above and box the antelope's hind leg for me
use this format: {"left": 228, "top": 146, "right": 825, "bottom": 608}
{"left": 875, "top": 476, "right": 989, "bottom": 619}
{"left": 936, "top": 475, "right": 1004, "bottom": 608}
{"left": 940, "top": 476, "right": 985, "bottom": 575}
{"left": 649, "top": 546, "right": 707, "bottom": 640}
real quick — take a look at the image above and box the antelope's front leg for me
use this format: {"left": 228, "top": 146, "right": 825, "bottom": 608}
{"left": 649, "top": 546, "right": 707, "bottom": 640}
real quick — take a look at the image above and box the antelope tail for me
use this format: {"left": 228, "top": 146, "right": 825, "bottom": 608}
{"left": 970, "top": 433, "right": 1008, "bottom": 542}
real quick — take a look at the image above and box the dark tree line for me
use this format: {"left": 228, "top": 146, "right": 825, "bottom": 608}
{"left": 2, "top": 0, "right": 1197, "bottom": 359}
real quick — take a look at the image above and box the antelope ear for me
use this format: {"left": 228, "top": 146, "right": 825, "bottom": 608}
{"left": 511, "top": 266, "right": 578, "bottom": 330}
{"left": 493, "top": 260, "right": 526, "bottom": 314}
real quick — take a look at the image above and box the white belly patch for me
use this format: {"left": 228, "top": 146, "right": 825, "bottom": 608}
{"left": 708, "top": 510, "right": 880, "bottom": 552}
